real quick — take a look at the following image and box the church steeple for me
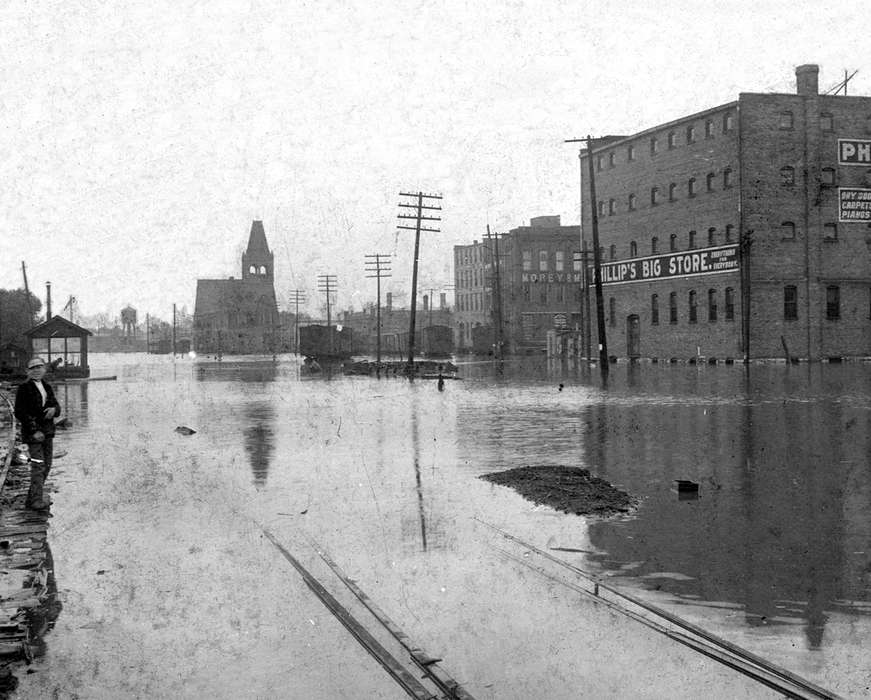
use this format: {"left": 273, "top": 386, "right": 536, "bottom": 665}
{"left": 242, "top": 220, "right": 274, "bottom": 282}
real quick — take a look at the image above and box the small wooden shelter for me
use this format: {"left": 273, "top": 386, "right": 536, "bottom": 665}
{"left": 24, "top": 316, "right": 92, "bottom": 378}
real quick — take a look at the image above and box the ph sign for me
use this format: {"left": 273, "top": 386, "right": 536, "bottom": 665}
{"left": 838, "top": 139, "right": 871, "bottom": 165}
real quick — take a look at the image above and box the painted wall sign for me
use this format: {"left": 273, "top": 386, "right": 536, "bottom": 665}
{"left": 521, "top": 271, "right": 582, "bottom": 283}
{"left": 838, "top": 139, "right": 871, "bottom": 165}
{"left": 589, "top": 245, "right": 739, "bottom": 286}
{"left": 839, "top": 187, "right": 871, "bottom": 222}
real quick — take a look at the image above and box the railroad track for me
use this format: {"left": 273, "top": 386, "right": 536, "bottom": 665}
{"left": 476, "top": 518, "right": 842, "bottom": 700}
{"left": 258, "top": 524, "right": 476, "bottom": 700}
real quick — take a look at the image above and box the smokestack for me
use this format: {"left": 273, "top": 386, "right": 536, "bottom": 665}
{"left": 386, "top": 292, "right": 392, "bottom": 311}
{"left": 46, "top": 281, "right": 52, "bottom": 320}
{"left": 796, "top": 64, "right": 819, "bottom": 96}
{"left": 423, "top": 295, "right": 429, "bottom": 312}
{"left": 440, "top": 292, "right": 446, "bottom": 310}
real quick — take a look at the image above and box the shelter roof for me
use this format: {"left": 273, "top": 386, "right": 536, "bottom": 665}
{"left": 25, "top": 315, "right": 93, "bottom": 339}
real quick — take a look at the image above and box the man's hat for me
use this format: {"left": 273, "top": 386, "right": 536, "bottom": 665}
{"left": 26, "top": 357, "right": 47, "bottom": 369}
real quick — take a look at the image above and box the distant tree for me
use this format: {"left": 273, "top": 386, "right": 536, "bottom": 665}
{"left": 0, "top": 288, "right": 42, "bottom": 347}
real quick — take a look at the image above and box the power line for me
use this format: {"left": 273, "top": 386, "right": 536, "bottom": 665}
{"left": 365, "top": 254, "right": 392, "bottom": 364}
{"left": 288, "top": 289, "right": 307, "bottom": 355}
{"left": 316, "top": 274, "right": 337, "bottom": 355}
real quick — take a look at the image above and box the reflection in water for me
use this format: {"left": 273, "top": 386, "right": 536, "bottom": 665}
{"left": 195, "top": 360, "right": 279, "bottom": 384}
{"left": 411, "top": 408, "right": 428, "bottom": 551}
{"left": 58, "top": 383, "right": 89, "bottom": 427}
{"left": 584, "top": 367, "right": 869, "bottom": 651}
{"left": 243, "top": 402, "right": 276, "bottom": 487}
{"left": 28, "top": 541, "right": 63, "bottom": 660}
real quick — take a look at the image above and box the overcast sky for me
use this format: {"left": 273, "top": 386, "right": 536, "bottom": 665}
{"left": 1, "top": 1, "right": 868, "bottom": 322}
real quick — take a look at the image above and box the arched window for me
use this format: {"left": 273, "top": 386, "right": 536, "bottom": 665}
{"left": 688, "top": 230, "right": 696, "bottom": 249}
{"left": 650, "top": 137, "right": 658, "bottom": 155}
{"left": 723, "top": 168, "right": 733, "bottom": 188}
{"left": 249, "top": 265, "right": 256, "bottom": 274}
{"left": 780, "top": 166, "right": 795, "bottom": 186}
{"left": 670, "top": 233, "right": 678, "bottom": 251}
{"left": 259, "top": 265, "right": 267, "bottom": 275}
{"left": 705, "top": 119, "right": 714, "bottom": 138}
{"left": 668, "top": 131, "right": 677, "bottom": 149}
{"left": 688, "top": 177, "right": 697, "bottom": 197}
{"left": 608, "top": 198, "right": 616, "bottom": 215}
{"left": 725, "top": 287, "right": 735, "bottom": 320}
{"left": 708, "top": 289, "right": 718, "bottom": 321}
{"left": 651, "top": 294, "right": 659, "bottom": 325}
{"left": 669, "top": 183, "right": 677, "bottom": 201}
{"left": 628, "top": 193, "right": 637, "bottom": 210}
{"left": 630, "top": 241, "right": 638, "bottom": 257}
{"left": 781, "top": 221, "right": 796, "bottom": 240}
{"left": 651, "top": 236, "right": 659, "bottom": 254}
{"left": 706, "top": 172, "right": 716, "bottom": 191}
{"left": 669, "top": 292, "right": 678, "bottom": 324}
{"left": 686, "top": 125, "right": 696, "bottom": 143}
{"left": 651, "top": 187, "right": 660, "bottom": 205}
{"left": 708, "top": 227, "right": 717, "bottom": 246}
{"left": 725, "top": 224, "right": 735, "bottom": 242}
{"left": 598, "top": 200, "right": 605, "bottom": 216}
{"left": 608, "top": 152, "right": 616, "bottom": 167}
{"left": 723, "top": 113, "right": 734, "bottom": 132}
{"left": 609, "top": 244, "right": 617, "bottom": 260}
{"left": 688, "top": 291, "right": 698, "bottom": 323}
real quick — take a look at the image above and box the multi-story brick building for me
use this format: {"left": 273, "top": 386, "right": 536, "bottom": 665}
{"left": 581, "top": 64, "right": 871, "bottom": 361}
{"left": 500, "top": 216, "right": 582, "bottom": 353}
{"left": 453, "top": 240, "right": 494, "bottom": 351}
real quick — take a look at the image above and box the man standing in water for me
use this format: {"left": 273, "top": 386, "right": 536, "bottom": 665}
{"left": 14, "top": 357, "right": 61, "bottom": 510}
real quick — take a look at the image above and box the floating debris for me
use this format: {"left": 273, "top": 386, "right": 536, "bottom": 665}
{"left": 174, "top": 426, "right": 196, "bottom": 436}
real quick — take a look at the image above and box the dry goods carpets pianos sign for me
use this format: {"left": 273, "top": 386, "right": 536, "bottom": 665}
{"left": 590, "top": 245, "right": 739, "bottom": 286}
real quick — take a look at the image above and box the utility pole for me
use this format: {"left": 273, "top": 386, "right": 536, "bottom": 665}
{"left": 565, "top": 140, "right": 594, "bottom": 363}
{"left": 317, "top": 274, "right": 337, "bottom": 356}
{"left": 398, "top": 191, "right": 442, "bottom": 373}
{"left": 486, "top": 226, "right": 505, "bottom": 360}
{"left": 146, "top": 313, "right": 150, "bottom": 354}
{"left": 172, "top": 303, "right": 177, "bottom": 357}
{"left": 288, "top": 289, "right": 306, "bottom": 355}
{"left": 577, "top": 135, "right": 609, "bottom": 379}
{"left": 21, "top": 261, "right": 34, "bottom": 326}
{"left": 365, "top": 254, "right": 391, "bottom": 364}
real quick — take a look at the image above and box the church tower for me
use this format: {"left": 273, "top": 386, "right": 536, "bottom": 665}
{"left": 241, "top": 220, "right": 274, "bottom": 283}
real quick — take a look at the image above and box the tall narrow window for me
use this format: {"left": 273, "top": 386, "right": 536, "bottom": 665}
{"left": 688, "top": 230, "right": 696, "bottom": 249}
{"left": 522, "top": 251, "right": 532, "bottom": 271}
{"left": 780, "top": 166, "right": 795, "bottom": 186}
{"left": 651, "top": 187, "right": 660, "bottom": 205}
{"left": 688, "top": 291, "right": 698, "bottom": 323}
{"left": 609, "top": 297, "right": 616, "bottom": 327}
{"left": 627, "top": 144, "right": 635, "bottom": 161}
{"left": 669, "top": 292, "right": 678, "bottom": 324}
{"left": 650, "top": 137, "right": 658, "bottom": 155}
{"left": 609, "top": 152, "right": 616, "bottom": 168}
{"left": 705, "top": 119, "right": 714, "bottom": 138}
{"left": 630, "top": 241, "right": 638, "bottom": 257}
{"left": 628, "top": 193, "right": 637, "bottom": 210}
{"left": 784, "top": 285, "right": 798, "bottom": 320}
{"left": 555, "top": 250, "right": 565, "bottom": 272}
{"left": 668, "top": 131, "right": 677, "bottom": 149}
{"left": 779, "top": 111, "right": 794, "bottom": 129}
{"left": 708, "top": 227, "right": 717, "bottom": 246}
{"left": 598, "top": 200, "right": 605, "bottom": 216}
{"left": 597, "top": 155, "right": 604, "bottom": 171}
{"left": 688, "top": 177, "right": 697, "bottom": 197}
{"left": 821, "top": 167, "right": 836, "bottom": 185}
{"left": 723, "top": 113, "right": 734, "bottom": 132}
{"left": 820, "top": 113, "right": 833, "bottom": 131}
{"left": 781, "top": 221, "right": 796, "bottom": 240}
{"left": 539, "top": 250, "right": 549, "bottom": 271}
{"left": 706, "top": 172, "right": 716, "bottom": 191}
{"left": 826, "top": 286, "right": 840, "bottom": 320}
{"left": 669, "top": 183, "right": 677, "bottom": 201}
{"left": 824, "top": 223, "right": 838, "bottom": 240}
{"left": 540, "top": 287, "right": 547, "bottom": 304}
{"left": 609, "top": 244, "right": 616, "bottom": 260}
{"left": 572, "top": 252, "right": 582, "bottom": 272}
{"left": 725, "top": 287, "right": 735, "bottom": 320}
{"left": 651, "top": 294, "right": 660, "bottom": 325}
{"left": 608, "top": 199, "right": 616, "bottom": 215}
{"left": 651, "top": 236, "right": 659, "bottom": 254}
{"left": 670, "top": 233, "right": 678, "bottom": 251}
{"left": 723, "top": 168, "right": 733, "bottom": 188}
{"left": 725, "top": 224, "right": 735, "bottom": 242}
{"left": 708, "top": 289, "right": 718, "bottom": 321}
{"left": 686, "top": 125, "right": 696, "bottom": 143}
{"left": 555, "top": 286, "right": 565, "bottom": 303}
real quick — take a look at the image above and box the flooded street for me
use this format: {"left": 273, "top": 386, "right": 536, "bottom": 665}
{"left": 13, "top": 354, "right": 871, "bottom": 699}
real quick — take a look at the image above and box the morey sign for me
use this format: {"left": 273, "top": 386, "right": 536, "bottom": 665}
{"left": 838, "top": 139, "right": 871, "bottom": 165}
{"left": 839, "top": 188, "right": 871, "bottom": 222}
{"left": 590, "top": 245, "right": 739, "bottom": 286}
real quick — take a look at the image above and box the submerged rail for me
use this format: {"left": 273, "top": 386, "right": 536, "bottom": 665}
{"left": 259, "top": 525, "right": 474, "bottom": 700}
{"left": 476, "top": 517, "right": 842, "bottom": 700}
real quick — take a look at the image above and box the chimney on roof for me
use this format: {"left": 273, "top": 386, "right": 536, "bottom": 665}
{"left": 796, "top": 64, "right": 819, "bottom": 96}
{"left": 46, "top": 281, "right": 52, "bottom": 320}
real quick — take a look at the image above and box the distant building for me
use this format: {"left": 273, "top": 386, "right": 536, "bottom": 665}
{"left": 581, "top": 64, "right": 871, "bottom": 361}
{"left": 193, "top": 220, "right": 280, "bottom": 354}
{"left": 453, "top": 240, "right": 493, "bottom": 352}
{"left": 500, "top": 216, "right": 582, "bottom": 354}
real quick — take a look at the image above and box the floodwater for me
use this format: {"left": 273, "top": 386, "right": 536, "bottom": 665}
{"left": 12, "top": 353, "right": 871, "bottom": 699}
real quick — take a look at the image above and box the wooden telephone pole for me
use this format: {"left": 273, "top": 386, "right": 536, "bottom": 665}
{"left": 486, "top": 226, "right": 505, "bottom": 360}
{"left": 398, "top": 191, "right": 442, "bottom": 372}
{"left": 288, "top": 289, "right": 307, "bottom": 354}
{"left": 317, "top": 274, "right": 337, "bottom": 355}
{"left": 365, "top": 254, "right": 391, "bottom": 364}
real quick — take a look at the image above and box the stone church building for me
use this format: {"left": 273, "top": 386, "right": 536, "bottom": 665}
{"left": 193, "top": 220, "right": 280, "bottom": 354}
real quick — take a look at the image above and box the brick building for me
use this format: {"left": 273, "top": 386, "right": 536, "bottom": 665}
{"left": 193, "top": 220, "right": 280, "bottom": 354}
{"left": 581, "top": 64, "right": 871, "bottom": 361}
{"left": 453, "top": 240, "right": 494, "bottom": 351}
{"left": 500, "top": 216, "right": 582, "bottom": 353}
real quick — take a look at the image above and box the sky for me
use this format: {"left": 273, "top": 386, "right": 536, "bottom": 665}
{"left": 1, "top": 0, "right": 869, "bottom": 323}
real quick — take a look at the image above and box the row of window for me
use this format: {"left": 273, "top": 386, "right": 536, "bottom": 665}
{"left": 778, "top": 111, "right": 839, "bottom": 131}
{"left": 521, "top": 285, "right": 580, "bottom": 305}
{"left": 597, "top": 170, "right": 734, "bottom": 217}
{"left": 595, "top": 112, "right": 735, "bottom": 171}
{"left": 456, "top": 291, "right": 490, "bottom": 313}
{"left": 599, "top": 225, "right": 736, "bottom": 261}
{"left": 779, "top": 221, "right": 840, "bottom": 241}
{"left": 521, "top": 250, "right": 584, "bottom": 273}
